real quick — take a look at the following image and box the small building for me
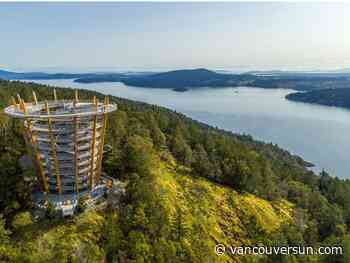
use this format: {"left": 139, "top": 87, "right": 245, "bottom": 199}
{"left": 61, "top": 204, "right": 74, "bottom": 217}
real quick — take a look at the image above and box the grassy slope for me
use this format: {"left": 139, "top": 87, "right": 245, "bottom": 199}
{"left": 154, "top": 161, "right": 294, "bottom": 262}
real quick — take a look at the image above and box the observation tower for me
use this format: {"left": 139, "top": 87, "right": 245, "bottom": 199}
{"left": 4, "top": 90, "right": 117, "bottom": 211}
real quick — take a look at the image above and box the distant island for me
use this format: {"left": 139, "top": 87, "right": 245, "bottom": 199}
{"left": 73, "top": 73, "right": 126, "bottom": 83}
{"left": 2, "top": 68, "right": 350, "bottom": 92}
{"left": 286, "top": 88, "right": 350, "bottom": 110}
{"left": 121, "top": 68, "right": 255, "bottom": 91}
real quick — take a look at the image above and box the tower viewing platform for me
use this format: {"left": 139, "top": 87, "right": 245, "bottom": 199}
{"left": 4, "top": 90, "right": 117, "bottom": 212}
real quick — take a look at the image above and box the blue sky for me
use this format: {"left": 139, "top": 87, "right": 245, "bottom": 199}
{"left": 1, "top": 2, "right": 350, "bottom": 72}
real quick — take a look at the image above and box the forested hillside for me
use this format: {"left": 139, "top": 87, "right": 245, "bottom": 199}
{"left": 0, "top": 79, "right": 350, "bottom": 262}
{"left": 286, "top": 88, "right": 350, "bottom": 110}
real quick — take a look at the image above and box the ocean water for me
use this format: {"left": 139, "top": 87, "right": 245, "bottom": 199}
{"left": 29, "top": 79, "right": 350, "bottom": 179}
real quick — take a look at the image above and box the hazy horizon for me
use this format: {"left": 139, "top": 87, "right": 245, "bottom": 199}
{"left": 1, "top": 2, "right": 350, "bottom": 72}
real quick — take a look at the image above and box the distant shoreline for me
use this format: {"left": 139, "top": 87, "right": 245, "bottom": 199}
{"left": 286, "top": 88, "right": 350, "bottom": 111}
{"left": 3, "top": 68, "right": 350, "bottom": 92}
